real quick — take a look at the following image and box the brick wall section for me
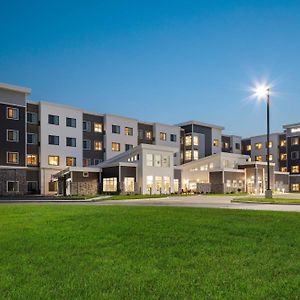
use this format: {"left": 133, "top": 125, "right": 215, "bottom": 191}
{"left": 0, "top": 169, "right": 27, "bottom": 195}
{"left": 70, "top": 182, "right": 98, "bottom": 196}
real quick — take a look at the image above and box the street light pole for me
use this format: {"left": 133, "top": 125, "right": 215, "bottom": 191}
{"left": 265, "top": 88, "right": 272, "bottom": 198}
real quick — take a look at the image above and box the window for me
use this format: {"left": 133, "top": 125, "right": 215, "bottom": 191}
{"left": 66, "top": 117, "right": 76, "bottom": 128}
{"left": 124, "top": 127, "right": 133, "bottom": 136}
{"left": 155, "top": 176, "right": 162, "bottom": 192}
{"left": 291, "top": 165, "right": 299, "bottom": 173}
{"left": 280, "top": 153, "right": 287, "bottom": 160}
{"left": 125, "top": 144, "right": 133, "bottom": 151}
{"left": 266, "top": 154, "right": 273, "bottom": 161}
{"left": 281, "top": 167, "right": 288, "bottom": 172}
{"left": 266, "top": 141, "right": 273, "bottom": 148}
{"left": 255, "top": 155, "right": 262, "bottom": 161}
{"left": 83, "top": 140, "right": 91, "bottom": 150}
{"left": 174, "top": 179, "right": 179, "bottom": 193}
{"left": 145, "top": 131, "right": 152, "bottom": 140}
{"left": 213, "top": 139, "right": 219, "bottom": 147}
{"left": 27, "top": 133, "right": 38, "bottom": 145}
{"left": 146, "top": 154, "right": 153, "bottom": 166}
{"left": 193, "top": 150, "right": 199, "bottom": 160}
{"left": 112, "top": 125, "right": 120, "bottom": 134}
{"left": 154, "top": 155, "right": 161, "bottom": 167}
{"left": 138, "top": 129, "right": 144, "bottom": 139}
{"left": 83, "top": 158, "right": 91, "bottom": 167}
{"left": 7, "top": 152, "right": 19, "bottom": 164}
{"left": 94, "top": 141, "right": 102, "bottom": 151}
{"left": 224, "top": 142, "right": 229, "bottom": 149}
{"left": 160, "top": 132, "right": 167, "bottom": 141}
{"left": 7, "top": 181, "right": 19, "bottom": 192}
{"left": 291, "top": 151, "right": 300, "bottom": 160}
{"left": 226, "top": 180, "right": 231, "bottom": 187}
{"left": 291, "top": 137, "right": 299, "bottom": 146}
{"left": 27, "top": 112, "right": 38, "bottom": 124}
{"left": 66, "top": 137, "right": 76, "bottom": 147}
{"left": 292, "top": 184, "right": 300, "bottom": 191}
{"left": 235, "top": 143, "right": 241, "bottom": 150}
{"left": 124, "top": 177, "right": 135, "bottom": 193}
{"left": 185, "top": 150, "right": 192, "bottom": 161}
{"left": 27, "top": 154, "right": 38, "bottom": 166}
{"left": 7, "top": 107, "right": 19, "bottom": 120}
{"left": 83, "top": 120, "right": 91, "bottom": 132}
{"left": 66, "top": 157, "right": 76, "bottom": 167}
{"left": 103, "top": 178, "right": 117, "bottom": 192}
{"left": 255, "top": 143, "right": 262, "bottom": 150}
{"left": 48, "top": 155, "right": 59, "bottom": 166}
{"left": 170, "top": 134, "right": 177, "bottom": 142}
{"left": 280, "top": 140, "right": 287, "bottom": 147}
{"left": 48, "top": 114, "right": 59, "bottom": 125}
{"left": 193, "top": 136, "right": 199, "bottom": 146}
{"left": 112, "top": 142, "right": 120, "bottom": 152}
{"left": 94, "top": 123, "right": 102, "bottom": 133}
{"left": 246, "top": 145, "right": 251, "bottom": 151}
{"left": 162, "top": 155, "right": 170, "bottom": 167}
{"left": 7, "top": 129, "right": 19, "bottom": 142}
{"left": 163, "top": 176, "right": 171, "bottom": 193}
{"left": 94, "top": 159, "right": 102, "bottom": 165}
{"left": 27, "top": 181, "right": 38, "bottom": 193}
{"left": 49, "top": 135, "right": 59, "bottom": 145}
{"left": 146, "top": 176, "right": 153, "bottom": 191}
{"left": 185, "top": 135, "right": 192, "bottom": 146}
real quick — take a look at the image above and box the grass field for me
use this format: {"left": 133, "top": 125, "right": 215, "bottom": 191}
{"left": 233, "top": 197, "right": 300, "bottom": 204}
{"left": 1, "top": 205, "right": 300, "bottom": 299}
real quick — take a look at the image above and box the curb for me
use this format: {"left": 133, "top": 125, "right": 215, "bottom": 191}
{"left": 231, "top": 200, "right": 300, "bottom": 205}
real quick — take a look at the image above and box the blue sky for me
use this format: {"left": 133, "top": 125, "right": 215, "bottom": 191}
{"left": 1, "top": 0, "right": 300, "bottom": 137}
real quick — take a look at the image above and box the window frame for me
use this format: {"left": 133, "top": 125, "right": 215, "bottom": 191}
{"left": 6, "top": 152, "right": 19, "bottom": 164}
{"left": 6, "top": 129, "right": 19, "bottom": 142}
{"left": 48, "top": 155, "right": 60, "bottom": 166}
{"left": 66, "top": 117, "right": 76, "bottom": 128}
{"left": 6, "top": 107, "right": 19, "bottom": 120}
{"left": 48, "top": 114, "right": 59, "bottom": 125}
{"left": 6, "top": 181, "right": 19, "bottom": 192}
{"left": 27, "top": 111, "right": 38, "bottom": 124}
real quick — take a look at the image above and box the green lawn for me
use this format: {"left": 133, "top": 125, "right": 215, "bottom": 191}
{"left": 1, "top": 206, "right": 300, "bottom": 299}
{"left": 233, "top": 197, "right": 300, "bottom": 204}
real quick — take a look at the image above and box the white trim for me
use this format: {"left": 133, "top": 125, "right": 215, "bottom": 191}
{"left": 6, "top": 129, "right": 19, "bottom": 142}
{"left": 0, "top": 82, "right": 31, "bottom": 94}
{"left": 6, "top": 181, "right": 19, "bottom": 193}
{"left": 6, "top": 152, "right": 19, "bottom": 164}
{"left": 6, "top": 107, "right": 20, "bottom": 120}
{"left": 0, "top": 101, "right": 26, "bottom": 108}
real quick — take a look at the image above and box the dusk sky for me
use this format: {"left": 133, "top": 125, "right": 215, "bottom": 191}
{"left": 1, "top": 0, "right": 300, "bottom": 137}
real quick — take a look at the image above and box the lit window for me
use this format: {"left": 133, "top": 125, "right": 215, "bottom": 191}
{"left": 255, "top": 155, "right": 262, "bottom": 162}
{"left": 255, "top": 143, "right": 262, "bottom": 150}
{"left": 266, "top": 154, "right": 273, "bottom": 161}
{"left": 94, "top": 141, "right": 102, "bottom": 151}
{"left": 27, "top": 112, "right": 38, "bottom": 124}
{"left": 124, "top": 127, "right": 133, "bottom": 136}
{"left": 292, "top": 184, "right": 300, "bottom": 191}
{"left": 281, "top": 167, "right": 287, "bottom": 172}
{"left": 66, "top": 137, "right": 76, "bottom": 147}
{"left": 124, "top": 177, "right": 135, "bottom": 193}
{"left": 103, "top": 178, "right": 117, "bottom": 192}
{"left": 280, "top": 154, "right": 287, "bottom": 160}
{"left": 163, "top": 176, "right": 171, "bottom": 193}
{"left": 66, "top": 117, "right": 76, "bottom": 128}
{"left": 66, "top": 157, "right": 76, "bottom": 167}
{"left": 170, "top": 134, "right": 177, "bottom": 142}
{"left": 7, "top": 152, "right": 19, "bottom": 164}
{"left": 48, "top": 155, "right": 59, "bottom": 166}
{"left": 246, "top": 145, "right": 251, "bottom": 151}
{"left": 112, "top": 142, "right": 120, "bottom": 152}
{"left": 155, "top": 176, "right": 162, "bottom": 192}
{"left": 174, "top": 179, "right": 179, "bottom": 193}
{"left": 185, "top": 135, "right": 192, "bottom": 146}
{"left": 7, "top": 181, "right": 19, "bottom": 192}
{"left": 7, "top": 107, "right": 19, "bottom": 120}
{"left": 193, "top": 150, "right": 199, "bottom": 160}
{"left": 224, "top": 142, "right": 229, "bottom": 149}
{"left": 280, "top": 140, "right": 286, "bottom": 147}
{"left": 291, "top": 165, "right": 299, "bottom": 173}
{"left": 112, "top": 125, "right": 120, "bottom": 134}
{"left": 226, "top": 180, "right": 231, "bottom": 187}
{"left": 27, "top": 154, "right": 38, "bottom": 166}
{"left": 160, "top": 132, "right": 167, "bottom": 141}
{"left": 48, "top": 114, "right": 59, "bottom": 125}
{"left": 185, "top": 150, "right": 192, "bottom": 161}
{"left": 146, "top": 176, "right": 153, "bottom": 192}
{"left": 146, "top": 154, "right": 153, "bottom": 166}
{"left": 145, "top": 131, "right": 152, "bottom": 140}
{"left": 266, "top": 141, "right": 273, "bottom": 148}
{"left": 193, "top": 136, "right": 199, "bottom": 146}
{"left": 213, "top": 139, "right": 219, "bottom": 147}
{"left": 94, "top": 123, "right": 102, "bottom": 133}
{"left": 7, "top": 129, "right": 19, "bottom": 142}
{"left": 291, "top": 137, "right": 299, "bottom": 146}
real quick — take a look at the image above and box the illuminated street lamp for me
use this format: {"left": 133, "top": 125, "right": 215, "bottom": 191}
{"left": 252, "top": 83, "right": 272, "bottom": 198}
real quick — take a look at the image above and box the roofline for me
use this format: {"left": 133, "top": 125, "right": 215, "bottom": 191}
{"left": 176, "top": 120, "right": 225, "bottom": 130}
{"left": 283, "top": 123, "right": 300, "bottom": 129}
{"left": 241, "top": 132, "right": 283, "bottom": 140}
{"left": 0, "top": 82, "right": 31, "bottom": 94}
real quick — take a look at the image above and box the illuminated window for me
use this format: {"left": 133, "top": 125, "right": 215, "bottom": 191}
{"left": 246, "top": 145, "right": 251, "bottom": 151}
{"left": 255, "top": 155, "right": 262, "bottom": 162}
{"left": 7, "top": 107, "right": 19, "bottom": 120}
{"left": 103, "top": 178, "right": 117, "bottom": 192}
{"left": 146, "top": 154, "right": 153, "bottom": 166}
{"left": 266, "top": 141, "right": 273, "bottom": 148}
{"left": 292, "top": 184, "right": 300, "bottom": 191}
{"left": 266, "top": 154, "right": 273, "bottom": 161}
{"left": 281, "top": 167, "right": 287, "bottom": 172}
{"left": 27, "top": 154, "right": 38, "bottom": 166}
{"left": 155, "top": 176, "right": 162, "bottom": 192}
{"left": 255, "top": 143, "right": 262, "bottom": 150}
{"left": 94, "top": 141, "right": 102, "bottom": 151}
{"left": 193, "top": 150, "right": 199, "bottom": 160}
{"left": 291, "top": 137, "right": 299, "bottom": 145}
{"left": 185, "top": 150, "right": 192, "bottom": 161}
{"left": 193, "top": 136, "right": 199, "bottom": 146}
{"left": 112, "top": 142, "right": 120, "bottom": 152}
{"left": 7, "top": 129, "right": 19, "bottom": 142}
{"left": 145, "top": 131, "right": 152, "bottom": 140}
{"left": 48, "top": 155, "right": 59, "bottom": 166}
{"left": 7, "top": 152, "right": 19, "bottom": 164}
{"left": 124, "top": 127, "right": 133, "bottom": 136}
{"left": 174, "top": 179, "right": 179, "bottom": 193}
{"left": 124, "top": 177, "right": 135, "bottom": 193}
{"left": 280, "top": 140, "right": 286, "bottom": 147}
{"left": 280, "top": 154, "right": 287, "bottom": 160}
{"left": 94, "top": 123, "right": 103, "bottom": 133}
{"left": 163, "top": 176, "right": 171, "bottom": 193}
{"left": 185, "top": 135, "right": 192, "bottom": 146}
{"left": 224, "top": 142, "right": 229, "bottom": 149}
{"left": 291, "top": 165, "right": 299, "bottom": 173}
{"left": 213, "top": 139, "right": 219, "bottom": 147}
{"left": 226, "top": 180, "right": 231, "bottom": 187}
{"left": 66, "top": 157, "right": 76, "bottom": 167}
{"left": 160, "top": 132, "right": 167, "bottom": 141}
{"left": 146, "top": 176, "right": 153, "bottom": 191}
